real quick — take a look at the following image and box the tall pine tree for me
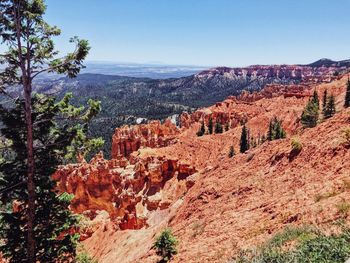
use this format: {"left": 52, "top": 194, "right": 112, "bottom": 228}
{"left": 324, "top": 95, "right": 336, "bottom": 119}
{"left": 240, "top": 125, "right": 249, "bottom": 153}
{"left": 0, "top": 1, "right": 90, "bottom": 261}
{"left": 311, "top": 89, "right": 320, "bottom": 109}
{"left": 345, "top": 77, "right": 350, "bottom": 108}
{"left": 267, "top": 117, "right": 286, "bottom": 141}
{"left": 301, "top": 99, "right": 319, "bottom": 128}
{"left": 208, "top": 117, "right": 213, "bottom": 134}
{"left": 0, "top": 94, "right": 103, "bottom": 262}
{"left": 322, "top": 89, "right": 328, "bottom": 118}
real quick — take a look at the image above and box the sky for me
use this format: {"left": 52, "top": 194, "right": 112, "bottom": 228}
{"left": 43, "top": 0, "right": 350, "bottom": 67}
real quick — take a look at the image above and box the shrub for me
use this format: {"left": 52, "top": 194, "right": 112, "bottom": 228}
{"left": 337, "top": 201, "right": 350, "bottom": 218}
{"left": 76, "top": 251, "right": 97, "bottom": 263}
{"left": 196, "top": 122, "right": 205, "bottom": 137}
{"left": 153, "top": 228, "right": 178, "bottom": 262}
{"left": 215, "top": 122, "right": 223, "bottom": 134}
{"left": 342, "top": 128, "right": 350, "bottom": 145}
{"left": 291, "top": 137, "right": 303, "bottom": 152}
{"left": 232, "top": 225, "right": 350, "bottom": 263}
{"left": 228, "top": 146, "right": 235, "bottom": 158}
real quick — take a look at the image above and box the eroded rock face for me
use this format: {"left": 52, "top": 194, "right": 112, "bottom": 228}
{"left": 111, "top": 119, "right": 179, "bottom": 159}
{"left": 179, "top": 83, "right": 313, "bottom": 129}
{"left": 53, "top": 152, "right": 196, "bottom": 230}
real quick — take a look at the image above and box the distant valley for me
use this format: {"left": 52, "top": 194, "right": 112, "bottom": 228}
{"left": 28, "top": 58, "right": 350, "bottom": 157}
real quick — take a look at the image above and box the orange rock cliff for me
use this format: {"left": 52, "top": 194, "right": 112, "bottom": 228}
{"left": 54, "top": 74, "right": 350, "bottom": 263}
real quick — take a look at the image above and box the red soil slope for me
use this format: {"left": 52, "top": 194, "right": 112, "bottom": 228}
{"left": 60, "top": 75, "right": 349, "bottom": 262}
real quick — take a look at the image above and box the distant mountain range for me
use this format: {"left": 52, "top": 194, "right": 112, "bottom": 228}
{"left": 21, "top": 59, "right": 350, "bottom": 157}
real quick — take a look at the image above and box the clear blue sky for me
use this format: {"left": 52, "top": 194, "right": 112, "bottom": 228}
{"left": 45, "top": 0, "right": 350, "bottom": 67}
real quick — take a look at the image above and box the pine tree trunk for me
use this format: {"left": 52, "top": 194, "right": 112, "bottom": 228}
{"left": 24, "top": 79, "right": 36, "bottom": 263}
{"left": 13, "top": 1, "right": 36, "bottom": 260}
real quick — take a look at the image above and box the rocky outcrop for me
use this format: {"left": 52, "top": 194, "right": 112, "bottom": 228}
{"left": 53, "top": 152, "right": 196, "bottom": 230}
{"left": 111, "top": 119, "right": 179, "bottom": 159}
{"left": 180, "top": 83, "right": 314, "bottom": 129}
{"left": 197, "top": 64, "right": 343, "bottom": 83}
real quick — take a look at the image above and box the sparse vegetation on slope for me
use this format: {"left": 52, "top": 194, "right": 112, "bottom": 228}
{"left": 233, "top": 225, "right": 350, "bottom": 263}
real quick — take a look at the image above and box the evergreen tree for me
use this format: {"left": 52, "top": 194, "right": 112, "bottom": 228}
{"left": 240, "top": 125, "right": 249, "bottom": 153}
{"left": 0, "top": 94, "right": 103, "bottom": 262}
{"left": 267, "top": 120, "right": 273, "bottom": 141}
{"left": 311, "top": 89, "right": 320, "bottom": 109}
{"left": 0, "top": 1, "right": 90, "bottom": 261}
{"left": 228, "top": 146, "right": 235, "bottom": 158}
{"left": 153, "top": 228, "right": 178, "bottom": 263}
{"left": 322, "top": 89, "right": 328, "bottom": 118}
{"left": 196, "top": 122, "right": 205, "bottom": 137}
{"left": 267, "top": 117, "right": 287, "bottom": 140}
{"left": 324, "top": 95, "right": 336, "bottom": 119}
{"left": 301, "top": 100, "right": 319, "bottom": 128}
{"left": 208, "top": 117, "right": 213, "bottom": 134}
{"left": 345, "top": 78, "right": 350, "bottom": 108}
{"left": 214, "top": 122, "right": 223, "bottom": 134}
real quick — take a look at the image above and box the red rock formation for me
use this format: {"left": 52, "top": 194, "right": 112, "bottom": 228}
{"left": 111, "top": 119, "right": 179, "bottom": 159}
{"left": 180, "top": 83, "right": 314, "bottom": 130}
{"left": 197, "top": 64, "right": 343, "bottom": 83}
{"left": 53, "top": 151, "right": 197, "bottom": 230}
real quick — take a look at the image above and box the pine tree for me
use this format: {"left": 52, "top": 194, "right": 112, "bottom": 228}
{"left": 324, "top": 95, "right": 336, "bottom": 119}
{"left": 215, "top": 122, "right": 223, "bottom": 134}
{"left": 228, "top": 146, "right": 235, "bottom": 158}
{"left": 153, "top": 228, "right": 178, "bottom": 263}
{"left": 322, "top": 89, "right": 328, "bottom": 118}
{"left": 267, "top": 117, "right": 287, "bottom": 140}
{"left": 311, "top": 89, "right": 320, "bottom": 109}
{"left": 196, "top": 122, "right": 205, "bottom": 136}
{"left": 345, "top": 78, "right": 350, "bottom": 108}
{"left": 301, "top": 100, "right": 319, "bottom": 128}
{"left": 267, "top": 120, "right": 273, "bottom": 141}
{"left": 240, "top": 125, "right": 249, "bottom": 153}
{"left": 0, "top": 1, "right": 90, "bottom": 261}
{"left": 0, "top": 94, "right": 103, "bottom": 262}
{"left": 208, "top": 117, "right": 213, "bottom": 134}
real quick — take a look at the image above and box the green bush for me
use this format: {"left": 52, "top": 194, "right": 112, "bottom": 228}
{"left": 291, "top": 137, "right": 303, "bottom": 152}
{"left": 76, "top": 251, "right": 97, "bottom": 263}
{"left": 153, "top": 228, "right": 178, "bottom": 263}
{"left": 232, "top": 225, "right": 350, "bottom": 263}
